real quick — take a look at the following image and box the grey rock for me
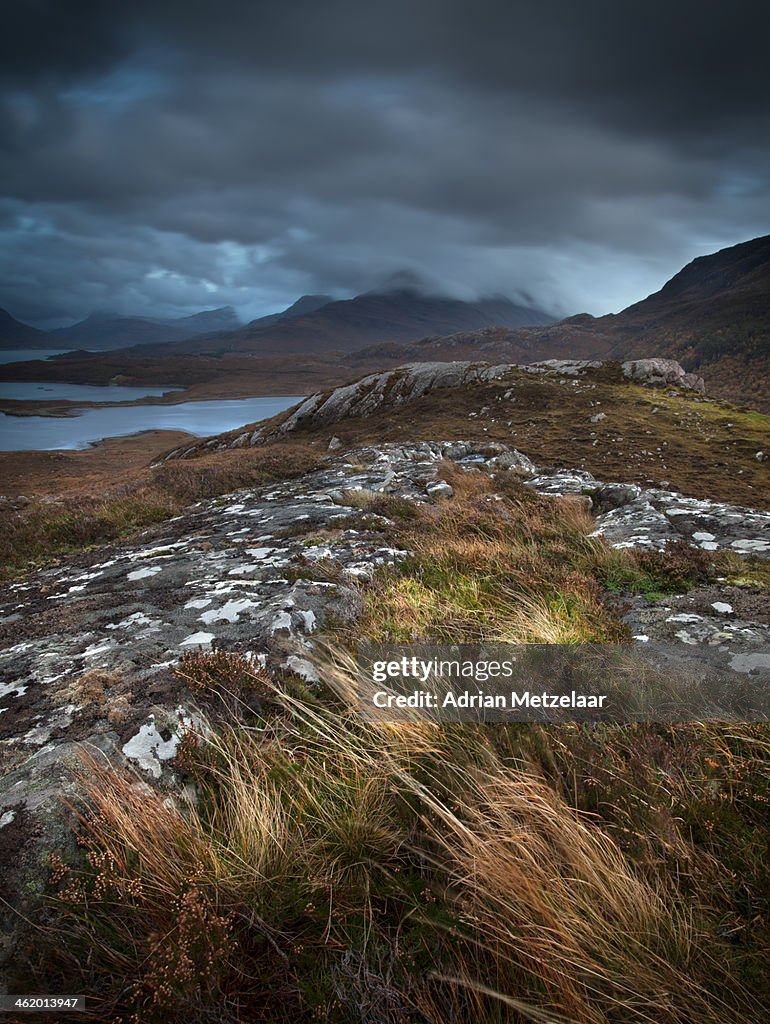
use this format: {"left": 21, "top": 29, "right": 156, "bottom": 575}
{"left": 621, "top": 358, "right": 705, "bottom": 393}
{"left": 426, "top": 481, "right": 454, "bottom": 500}
{"left": 526, "top": 359, "right": 604, "bottom": 376}
{"left": 487, "top": 450, "right": 537, "bottom": 475}
{"left": 528, "top": 468, "right": 599, "bottom": 496}
{"left": 275, "top": 362, "right": 498, "bottom": 436}
{"left": 592, "top": 483, "right": 642, "bottom": 514}
{"left": 591, "top": 489, "right": 770, "bottom": 554}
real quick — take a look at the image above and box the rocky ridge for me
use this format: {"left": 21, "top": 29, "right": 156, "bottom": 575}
{"left": 165, "top": 358, "right": 706, "bottom": 460}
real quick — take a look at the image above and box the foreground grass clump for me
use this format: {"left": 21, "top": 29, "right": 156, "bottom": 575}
{"left": 31, "top": 667, "right": 769, "bottom": 1024}
{"left": 352, "top": 462, "right": 718, "bottom": 644}
{"left": 0, "top": 444, "right": 320, "bottom": 580}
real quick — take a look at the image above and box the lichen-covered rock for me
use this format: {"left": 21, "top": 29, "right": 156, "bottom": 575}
{"left": 621, "top": 358, "right": 705, "bottom": 393}
{"left": 486, "top": 450, "right": 537, "bottom": 475}
{"left": 166, "top": 358, "right": 706, "bottom": 460}
{"left": 592, "top": 489, "right": 770, "bottom": 554}
{"left": 591, "top": 483, "right": 642, "bottom": 514}
{"left": 426, "top": 480, "right": 454, "bottom": 499}
{"left": 266, "top": 362, "right": 511, "bottom": 438}
{"left": 526, "top": 359, "right": 604, "bottom": 376}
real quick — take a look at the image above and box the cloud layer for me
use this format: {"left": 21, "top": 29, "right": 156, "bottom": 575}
{"left": 1, "top": 1, "right": 769, "bottom": 325}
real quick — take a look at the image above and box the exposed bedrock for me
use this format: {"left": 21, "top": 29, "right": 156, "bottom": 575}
{"left": 164, "top": 358, "right": 705, "bottom": 458}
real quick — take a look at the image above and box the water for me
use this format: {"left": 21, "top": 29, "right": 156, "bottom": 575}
{"left": 0, "top": 396, "right": 304, "bottom": 451}
{"left": 0, "top": 349, "right": 76, "bottom": 364}
{"left": 0, "top": 381, "right": 182, "bottom": 402}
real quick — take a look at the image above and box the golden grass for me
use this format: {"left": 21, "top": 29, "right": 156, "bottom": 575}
{"left": 353, "top": 465, "right": 632, "bottom": 645}
{"left": 31, "top": 669, "right": 767, "bottom": 1023}
{"left": 16, "top": 458, "right": 769, "bottom": 1022}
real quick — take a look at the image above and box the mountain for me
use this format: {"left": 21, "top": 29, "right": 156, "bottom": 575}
{"left": 172, "top": 306, "right": 243, "bottom": 334}
{"left": 51, "top": 306, "right": 241, "bottom": 350}
{"left": 244, "top": 293, "right": 334, "bottom": 331}
{"left": 0, "top": 308, "right": 58, "bottom": 349}
{"left": 603, "top": 234, "right": 770, "bottom": 406}
{"left": 144, "top": 289, "right": 555, "bottom": 356}
{"left": 349, "top": 236, "right": 770, "bottom": 411}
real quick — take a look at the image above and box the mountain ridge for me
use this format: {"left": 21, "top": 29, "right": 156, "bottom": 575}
{"left": 136, "top": 290, "right": 555, "bottom": 357}
{"left": 51, "top": 305, "right": 242, "bottom": 350}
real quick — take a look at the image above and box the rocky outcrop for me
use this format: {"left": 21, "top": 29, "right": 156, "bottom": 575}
{"left": 165, "top": 359, "right": 706, "bottom": 460}
{"left": 621, "top": 358, "right": 705, "bottom": 392}
{"left": 268, "top": 358, "right": 705, "bottom": 439}
{"left": 254, "top": 362, "right": 512, "bottom": 442}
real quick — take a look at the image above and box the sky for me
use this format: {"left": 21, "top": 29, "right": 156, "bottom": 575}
{"left": 1, "top": 0, "right": 769, "bottom": 327}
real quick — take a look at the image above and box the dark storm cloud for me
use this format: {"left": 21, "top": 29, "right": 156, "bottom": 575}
{"left": 1, "top": 1, "right": 769, "bottom": 324}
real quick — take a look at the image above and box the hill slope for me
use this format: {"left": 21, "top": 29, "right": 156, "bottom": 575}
{"left": 242, "top": 293, "right": 333, "bottom": 331}
{"left": 353, "top": 236, "right": 770, "bottom": 410}
{"left": 166, "top": 359, "right": 768, "bottom": 509}
{"left": 606, "top": 234, "right": 770, "bottom": 407}
{"left": 0, "top": 308, "right": 57, "bottom": 349}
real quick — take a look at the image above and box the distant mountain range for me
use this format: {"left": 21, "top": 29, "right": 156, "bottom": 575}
{"left": 2, "top": 235, "right": 768, "bottom": 409}
{"left": 0, "top": 305, "right": 243, "bottom": 351}
{"left": 50, "top": 306, "right": 242, "bottom": 349}
{"left": 135, "top": 290, "right": 554, "bottom": 357}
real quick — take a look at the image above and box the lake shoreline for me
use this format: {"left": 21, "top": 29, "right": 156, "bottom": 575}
{"left": 0, "top": 375, "right": 326, "bottom": 417}
{"left": 0, "top": 388, "right": 212, "bottom": 418}
{"left": 0, "top": 394, "right": 304, "bottom": 452}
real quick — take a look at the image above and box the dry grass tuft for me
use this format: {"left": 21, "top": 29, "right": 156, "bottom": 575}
{"left": 353, "top": 467, "right": 632, "bottom": 644}
{"left": 29, "top": 674, "right": 768, "bottom": 1023}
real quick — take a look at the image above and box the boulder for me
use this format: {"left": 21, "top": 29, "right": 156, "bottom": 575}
{"left": 621, "top": 359, "right": 705, "bottom": 393}
{"left": 425, "top": 480, "right": 454, "bottom": 500}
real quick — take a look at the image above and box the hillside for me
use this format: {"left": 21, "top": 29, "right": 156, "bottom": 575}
{"left": 242, "top": 293, "right": 333, "bottom": 331}
{"left": 366, "top": 236, "right": 770, "bottom": 411}
{"left": 0, "top": 308, "right": 57, "bottom": 349}
{"left": 1, "top": 359, "right": 769, "bottom": 1019}
{"left": 166, "top": 359, "right": 768, "bottom": 508}
{"left": 606, "top": 234, "right": 770, "bottom": 407}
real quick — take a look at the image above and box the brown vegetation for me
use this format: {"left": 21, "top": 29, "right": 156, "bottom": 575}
{"left": 15, "top": 461, "right": 769, "bottom": 1023}
{"left": 0, "top": 441, "right": 321, "bottom": 580}
{"left": 236, "top": 367, "right": 769, "bottom": 509}
{"left": 28, "top": 680, "right": 769, "bottom": 1023}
